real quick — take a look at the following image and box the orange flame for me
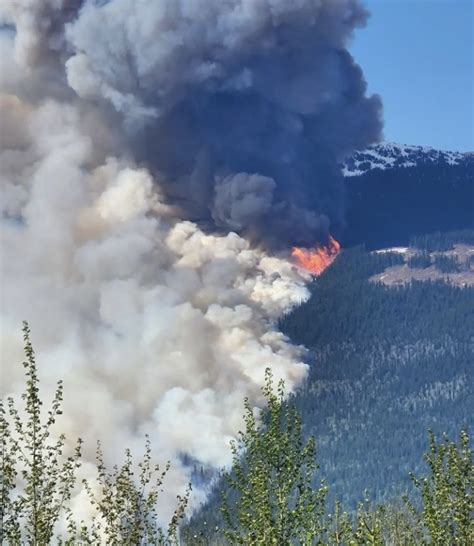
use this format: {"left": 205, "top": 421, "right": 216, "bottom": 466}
{"left": 291, "top": 236, "right": 341, "bottom": 275}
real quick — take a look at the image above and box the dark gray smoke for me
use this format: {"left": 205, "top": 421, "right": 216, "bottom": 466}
{"left": 64, "top": 0, "right": 382, "bottom": 249}
{"left": 1, "top": 0, "right": 383, "bottom": 527}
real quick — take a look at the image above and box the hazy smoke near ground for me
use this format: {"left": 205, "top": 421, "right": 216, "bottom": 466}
{"left": 0, "top": 0, "right": 381, "bottom": 525}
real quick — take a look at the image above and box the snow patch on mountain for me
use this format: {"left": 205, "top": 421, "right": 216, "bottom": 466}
{"left": 342, "top": 142, "right": 470, "bottom": 177}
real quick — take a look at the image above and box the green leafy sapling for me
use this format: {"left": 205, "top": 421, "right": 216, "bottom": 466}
{"left": 409, "top": 429, "right": 473, "bottom": 545}
{"left": 221, "top": 368, "right": 327, "bottom": 545}
{"left": 0, "top": 321, "right": 82, "bottom": 544}
{"left": 83, "top": 436, "right": 191, "bottom": 545}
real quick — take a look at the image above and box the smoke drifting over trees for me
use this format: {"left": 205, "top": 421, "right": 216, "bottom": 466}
{"left": 0, "top": 0, "right": 381, "bottom": 519}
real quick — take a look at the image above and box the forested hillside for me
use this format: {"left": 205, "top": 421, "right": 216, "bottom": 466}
{"left": 3, "top": 327, "right": 472, "bottom": 543}
{"left": 280, "top": 246, "right": 474, "bottom": 507}
{"left": 343, "top": 162, "right": 474, "bottom": 249}
{"left": 188, "top": 240, "right": 473, "bottom": 536}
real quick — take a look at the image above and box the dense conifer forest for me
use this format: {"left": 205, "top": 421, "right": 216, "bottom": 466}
{"left": 2, "top": 235, "right": 473, "bottom": 543}
{"left": 3, "top": 327, "right": 472, "bottom": 544}
{"left": 280, "top": 245, "right": 473, "bottom": 507}
{"left": 343, "top": 162, "right": 474, "bottom": 248}
{"left": 187, "top": 237, "right": 473, "bottom": 540}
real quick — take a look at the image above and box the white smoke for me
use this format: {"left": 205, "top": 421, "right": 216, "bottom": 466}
{"left": 0, "top": 18, "right": 310, "bottom": 526}
{"left": 0, "top": 0, "right": 379, "bottom": 528}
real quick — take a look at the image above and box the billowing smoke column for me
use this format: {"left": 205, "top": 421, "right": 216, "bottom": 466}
{"left": 0, "top": 0, "right": 381, "bottom": 524}
{"left": 64, "top": 0, "right": 382, "bottom": 248}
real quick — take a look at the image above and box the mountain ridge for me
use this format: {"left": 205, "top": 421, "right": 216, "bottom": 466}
{"left": 342, "top": 141, "right": 473, "bottom": 177}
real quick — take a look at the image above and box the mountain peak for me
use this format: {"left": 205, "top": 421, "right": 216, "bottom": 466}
{"left": 342, "top": 141, "right": 470, "bottom": 177}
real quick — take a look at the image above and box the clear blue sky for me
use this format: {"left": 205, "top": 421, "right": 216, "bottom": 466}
{"left": 351, "top": 0, "right": 473, "bottom": 152}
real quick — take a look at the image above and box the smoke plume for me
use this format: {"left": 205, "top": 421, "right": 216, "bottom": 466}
{"left": 64, "top": 0, "right": 382, "bottom": 247}
{"left": 0, "top": 0, "right": 382, "bottom": 524}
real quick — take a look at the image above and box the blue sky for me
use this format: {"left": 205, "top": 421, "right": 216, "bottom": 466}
{"left": 351, "top": 0, "right": 473, "bottom": 152}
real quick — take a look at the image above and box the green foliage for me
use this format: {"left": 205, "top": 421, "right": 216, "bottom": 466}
{"left": 220, "top": 369, "right": 327, "bottom": 545}
{"left": 409, "top": 429, "right": 473, "bottom": 545}
{"left": 2, "top": 322, "right": 473, "bottom": 545}
{"left": 192, "top": 243, "right": 473, "bottom": 539}
{"left": 324, "top": 501, "right": 354, "bottom": 545}
{"left": 0, "top": 322, "right": 82, "bottom": 544}
{"left": 0, "top": 398, "right": 18, "bottom": 541}
{"left": 82, "top": 439, "right": 190, "bottom": 545}
{"left": 351, "top": 498, "right": 385, "bottom": 545}
{"left": 0, "top": 322, "right": 190, "bottom": 544}
{"left": 189, "top": 379, "right": 473, "bottom": 545}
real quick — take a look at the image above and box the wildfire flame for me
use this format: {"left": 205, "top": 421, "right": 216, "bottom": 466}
{"left": 291, "top": 235, "right": 341, "bottom": 275}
